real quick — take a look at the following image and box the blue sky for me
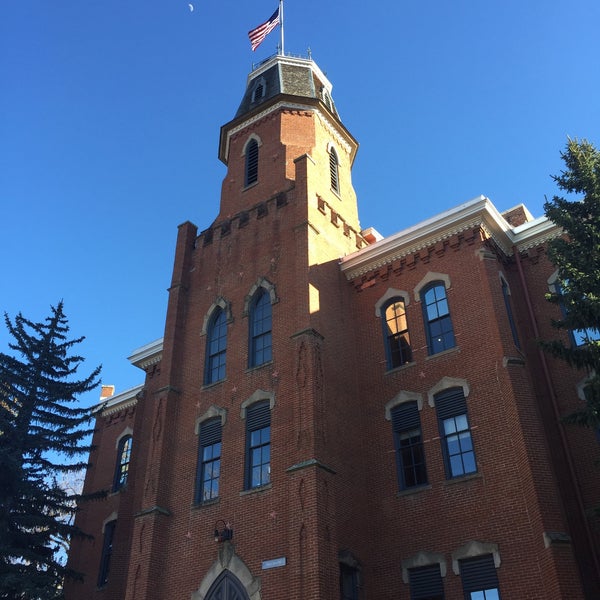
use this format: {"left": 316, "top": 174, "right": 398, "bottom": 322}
{"left": 2, "top": 0, "right": 599, "bottom": 408}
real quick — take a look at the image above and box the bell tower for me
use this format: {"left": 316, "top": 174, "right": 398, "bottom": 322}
{"left": 216, "top": 54, "right": 362, "bottom": 248}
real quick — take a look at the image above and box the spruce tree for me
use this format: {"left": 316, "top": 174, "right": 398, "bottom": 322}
{"left": 542, "top": 138, "right": 600, "bottom": 427}
{"left": 0, "top": 302, "right": 101, "bottom": 599}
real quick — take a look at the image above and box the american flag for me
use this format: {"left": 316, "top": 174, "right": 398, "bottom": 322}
{"left": 248, "top": 7, "right": 280, "bottom": 51}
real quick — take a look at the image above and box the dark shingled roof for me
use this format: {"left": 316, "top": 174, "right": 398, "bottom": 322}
{"left": 234, "top": 55, "right": 339, "bottom": 120}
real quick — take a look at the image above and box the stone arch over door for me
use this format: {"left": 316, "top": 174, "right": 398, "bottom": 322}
{"left": 191, "top": 542, "right": 261, "bottom": 600}
{"left": 205, "top": 571, "right": 249, "bottom": 600}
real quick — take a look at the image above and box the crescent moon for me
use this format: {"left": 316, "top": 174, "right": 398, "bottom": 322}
{"left": 188, "top": 3, "right": 194, "bottom": 11}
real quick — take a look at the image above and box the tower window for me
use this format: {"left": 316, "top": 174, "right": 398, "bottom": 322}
{"left": 329, "top": 146, "right": 340, "bottom": 194}
{"left": 97, "top": 520, "right": 116, "bottom": 588}
{"left": 245, "top": 139, "right": 259, "bottom": 186}
{"left": 435, "top": 388, "right": 477, "bottom": 478}
{"left": 113, "top": 435, "right": 132, "bottom": 492}
{"left": 382, "top": 297, "right": 412, "bottom": 369}
{"left": 205, "top": 308, "right": 227, "bottom": 385}
{"left": 195, "top": 418, "right": 222, "bottom": 503}
{"left": 245, "top": 401, "right": 271, "bottom": 489}
{"left": 422, "top": 282, "right": 455, "bottom": 354}
{"left": 252, "top": 83, "right": 264, "bottom": 102}
{"left": 391, "top": 402, "right": 427, "bottom": 489}
{"left": 249, "top": 288, "right": 272, "bottom": 367}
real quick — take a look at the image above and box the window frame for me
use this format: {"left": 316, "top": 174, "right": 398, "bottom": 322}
{"left": 435, "top": 388, "right": 477, "bottom": 479}
{"left": 459, "top": 554, "right": 501, "bottom": 600}
{"left": 245, "top": 400, "right": 271, "bottom": 490}
{"left": 422, "top": 282, "right": 456, "bottom": 355}
{"left": 391, "top": 401, "right": 428, "bottom": 490}
{"left": 97, "top": 520, "right": 116, "bottom": 588}
{"left": 195, "top": 417, "right": 222, "bottom": 504}
{"left": 112, "top": 435, "right": 132, "bottom": 492}
{"left": 382, "top": 296, "right": 412, "bottom": 369}
{"left": 329, "top": 146, "right": 340, "bottom": 194}
{"left": 339, "top": 562, "right": 359, "bottom": 600}
{"left": 500, "top": 276, "right": 520, "bottom": 349}
{"left": 245, "top": 138, "right": 259, "bottom": 187}
{"left": 204, "top": 307, "right": 228, "bottom": 385}
{"left": 408, "top": 563, "right": 445, "bottom": 600}
{"left": 248, "top": 288, "right": 272, "bottom": 368}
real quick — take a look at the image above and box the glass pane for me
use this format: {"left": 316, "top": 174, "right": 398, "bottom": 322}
{"left": 424, "top": 287, "right": 436, "bottom": 305}
{"left": 463, "top": 451, "right": 477, "bottom": 473}
{"left": 251, "top": 447, "right": 261, "bottom": 466}
{"left": 444, "top": 417, "right": 457, "bottom": 435}
{"left": 450, "top": 454, "right": 464, "bottom": 476}
{"left": 252, "top": 466, "right": 261, "bottom": 487}
{"left": 483, "top": 589, "right": 500, "bottom": 600}
{"left": 261, "top": 426, "right": 271, "bottom": 443}
{"left": 459, "top": 431, "right": 473, "bottom": 451}
{"left": 203, "top": 445, "right": 213, "bottom": 461}
{"left": 470, "top": 593, "right": 485, "bottom": 600}
{"left": 455, "top": 414, "right": 468, "bottom": 431}
{"left": 437, "top": 298, "right": 449, "bottom": 316}
{"left": 250, "top": 430, "right": 261, "bottom": 447}
{"left": 263, "top": 444, "right": 271, "bottom": 463}
{"left": 447, "top": 436, "right": 460, "bottom": 455}
{"left": 262, "top": 464, "right": 270, "bottom": 484}
{"left": 427, "top": 302, "right": 440, "bottom": 321}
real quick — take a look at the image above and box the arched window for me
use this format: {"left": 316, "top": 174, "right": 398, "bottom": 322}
{"left": 245, "top": 138, "right": 259, "bottom": 187}
{"left": 422, "top": 282, "right": 455, "bottom": 354}
{"left": 382, "top": 297, "right": 412, "bottom": 368}
{"left": 329, "top": 146, "right": 339, "bottom": 194}
{"left": 113, "top": 435, "right": 132, "bottom": 492}
{"left": 97, "top": 520, "right": 116, "bottom": 588}
{"left": 205, "top": 308, "right": 227, "bottom": 384}
{"left": 249, "top": 288, "right": 272, "bottom": 367}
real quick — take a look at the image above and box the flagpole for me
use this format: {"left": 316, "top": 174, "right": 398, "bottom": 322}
{"left": 279, "top": 0, "right": 284, "bottom": 56}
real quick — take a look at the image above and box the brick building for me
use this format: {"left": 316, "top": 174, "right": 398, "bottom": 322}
{"left": 65, "top": 54, "right": 600, "bottom": 599}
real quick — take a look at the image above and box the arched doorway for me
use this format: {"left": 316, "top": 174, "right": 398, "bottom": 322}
{"left": 205, "top": 570, "right": 250, "bottom": 600}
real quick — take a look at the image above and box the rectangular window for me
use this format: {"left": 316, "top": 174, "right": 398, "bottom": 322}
{"left": 339, "top": 563, "right": 359, "bottom": 600}
{"left": 435, "top": 389, "right": 477, "bottom": 478}
{"left": 501, "top": 279, "right": 520, "bottom": 349}
{"left": 97, "top": 520, "right": 116, "bottom": 588}
{"left": 196, "top": 418, "right": 222, "bottom": 503}
{"left": 246, "top": 401, "right": 271, "bottom": 489}
{"left": 409, "top": 564, "right": 445, "bottom": 600}
{"left": 460, "top": 554, "right": 500, "bottom": 600}
{"left": 391, "top": 402, "right": 427, "bottom": 489}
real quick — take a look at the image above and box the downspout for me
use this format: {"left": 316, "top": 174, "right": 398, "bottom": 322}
{"left": 514, "top": 245, "right": 600, "bottom": 583}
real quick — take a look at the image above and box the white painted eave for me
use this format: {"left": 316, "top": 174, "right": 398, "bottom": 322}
{"left": 128, "top": 337, "right": 163, "bottom": 370}
{"left": 340, "top": 196, "right": 561, "bottom": 280}
{"left": 95, "top": 384, "right": 144, "bottom": 416}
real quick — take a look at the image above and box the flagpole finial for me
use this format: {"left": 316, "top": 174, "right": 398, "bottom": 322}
{"left": 307, "top": 47, "right": 312, "bottom": 60}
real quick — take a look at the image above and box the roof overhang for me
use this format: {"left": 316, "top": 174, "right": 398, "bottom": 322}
{"left": 340, "top": 195, "right": 560, "bottom": 280}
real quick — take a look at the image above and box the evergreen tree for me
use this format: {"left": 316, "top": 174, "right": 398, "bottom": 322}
{"left": 0, "top": 302, "right": 101, "bottom": 599}
{"left": 542, "top": 138, "right": 600, "bottom": 427}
